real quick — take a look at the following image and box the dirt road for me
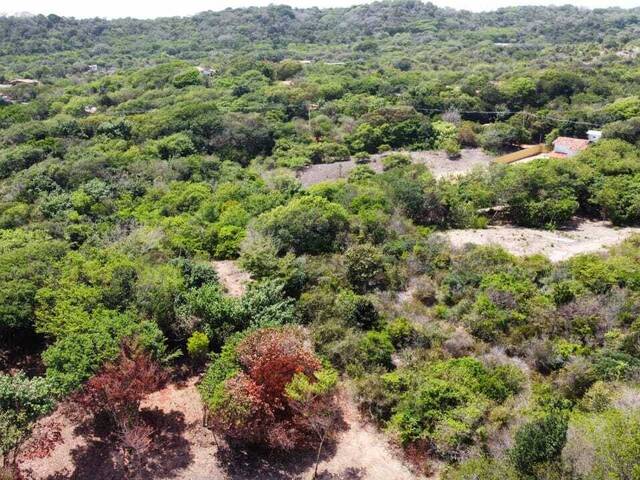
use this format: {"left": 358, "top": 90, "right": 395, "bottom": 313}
{"left": 444, "top": 220, "right": 640, "bottom": 261}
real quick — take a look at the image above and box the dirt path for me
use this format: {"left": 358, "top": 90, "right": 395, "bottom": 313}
{"left": 308, "top": 391, "right": 432, "bottom": 480}
{"left": 211, "top": 260, "right": 251, "bottom": 297}
{"left": 296, "top": 149, "right": 493, "bottom": 187}
{"left": 18, "top": 379, "right": 425, "bottom": 480}
{"left": 444, "top": 220, "right": 640, "bottom": 261}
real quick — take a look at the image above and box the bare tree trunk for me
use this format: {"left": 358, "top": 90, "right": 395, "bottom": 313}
{"left": 312, "top": 431, "right": 326, "bottom": 480}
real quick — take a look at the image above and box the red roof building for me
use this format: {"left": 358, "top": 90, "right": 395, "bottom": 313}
{"left": 551, "top": 137, "right": 590, "bottom": 158}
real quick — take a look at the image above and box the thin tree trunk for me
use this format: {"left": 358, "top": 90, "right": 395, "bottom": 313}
{"left": 312, "top": 431, "right": 326, "bottom": 480}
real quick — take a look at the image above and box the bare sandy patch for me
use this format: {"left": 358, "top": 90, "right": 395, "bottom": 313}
{"left": 211, "top": 260, "right": 251, "bottom": 297}
{"left": 296, "top": 149, "right": 493, "bottom": 187}
{"left": 18, "top": 378, "right": 426, "bottom": 480}
{"left": 443, "top": 220, "right": 640, "bottom": 262}
{"left": 306, "top": 390, "right": 432, "bottom": 480}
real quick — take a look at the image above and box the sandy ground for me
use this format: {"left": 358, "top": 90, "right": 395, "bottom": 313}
{"left": 211, "top": 260, "right": 251, "bottom": 297}
{"left": 444, "top": 219, "right": 640, "bottom": 262}
{"left": 17, "top": 379, "right": 424, "bottom": 480}
{"left": 296, "top": 149, "right": 493, "bottom": 187}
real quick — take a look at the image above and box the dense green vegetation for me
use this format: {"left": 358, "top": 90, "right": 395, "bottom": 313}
{"left": 1, "top": 1, "right": 640, "bottom": 478}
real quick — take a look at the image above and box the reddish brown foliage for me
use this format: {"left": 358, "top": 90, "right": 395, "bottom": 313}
{"left": 77, "top": 341, "right": 167, "bottom": 425}
{"left": 210, "top": 327, "right": 338, "bottom": 451}
{"left": 18, "top": 420, "right": 63, "bottom": 461}
{"left": 237, "top": 327, "right": 320, "bottom": 407}
{"left": 117, "top": 421, "right": 154, "bottom": 477}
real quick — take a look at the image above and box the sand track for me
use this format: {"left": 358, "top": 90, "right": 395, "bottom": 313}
{"left": 444, "top": 219, "right": 640, "bottom": 261}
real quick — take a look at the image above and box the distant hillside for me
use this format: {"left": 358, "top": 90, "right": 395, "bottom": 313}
{"left": 1, "top": 1, "right": 640, "bottom": 77}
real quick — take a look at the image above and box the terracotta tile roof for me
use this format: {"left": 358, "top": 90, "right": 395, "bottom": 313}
{"left": 552, "top": 137, "right": 590, "bottom": 151}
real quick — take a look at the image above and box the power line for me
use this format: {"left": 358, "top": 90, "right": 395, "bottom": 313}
{"left": 95, "top": 103, "right": 610, "bottom": 128}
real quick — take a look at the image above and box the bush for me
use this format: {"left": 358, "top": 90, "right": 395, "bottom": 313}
{"left": 358, "top": 331, "right": 394, "bottom": 369}
{"left": 390, "top": 357, "right": 523, "bottom": 454}
{"left": 172, "top": 68, "right": 202, "bottom": 88}
{"left": 336, "top": 290, "right": 380, "bottom": 329}
{"left": 257, "top": 195, "right": 349, "bottom": 254}
{"left": 442, "top": 138, "right": 461, "bottom": 159}
{"left": 0, "top": 373, "right": 56, "bottom": 464}
{"left": 187, "top": 331, "right": 210, "bottom": 363}
{"left": 344, "top": 243, "right": 387, "bottom": 292}
{"left": 562, "top": 407, "right": 640, "bottom": 480}
{"left": 354, "top": 151, "right": 371, "bottom": 163}
{"left": 444, "top": 457, "right": 519, "bottom": 480}
{"left": 382, "top": 153, "right": 411, "bottom": 171}
{"left": 497, "top": 159, "right": 581, "bottom": 228}
{"left": 510, "top": 412, "right": 568, "bottom": 474}
{"left": 42, "top": 310, "right": 167, "bottom": 394}
{"left": 592, "top": 173, "right": 640, "bottom": 225}
{"left": 199, "top": 326, "right": 339, "bottom": 450}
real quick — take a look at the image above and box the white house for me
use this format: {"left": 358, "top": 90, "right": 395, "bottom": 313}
{"left": 587, "top": 130, "right": 603, "bottom": 143}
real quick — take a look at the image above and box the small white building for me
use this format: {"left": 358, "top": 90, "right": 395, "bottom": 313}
{"left": 196, "top": 66, "right": 215, "bottom": 77}
{"left": 87, "top": 64, "right": 99, "bottom": 73}
{"left": 587, "top": 130, "right": 602, "bottom": 143}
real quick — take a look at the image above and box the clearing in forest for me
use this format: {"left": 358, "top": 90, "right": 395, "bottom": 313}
{"left": 210, "top": 260, "right": 251, "bottom": 297}
{"left": 17, "top": 378, "right": 425, "bottom": 480}
{"left": 444, "top": 219, "right": 640, "bottom": 261}
{"left": 296, "top": 149, "right": 494, "bottom": 187}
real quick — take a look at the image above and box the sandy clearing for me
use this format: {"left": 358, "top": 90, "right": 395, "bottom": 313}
{"left": 211, "top": 260, "right": 251, "bottom": 297}
{"left": 18, "top": 378, "right": 426, "bottom": 480}
{"left": 443, "top": 220, "right": 640, "bottom": 262}
{"left": 309, "top": 390, "right": 429, "bottom": 480}
{"left": 296, "top": 149, "right": 493, "bottom": 187}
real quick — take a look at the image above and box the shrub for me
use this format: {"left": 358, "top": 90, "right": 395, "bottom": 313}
{"left": 358, "top": 331, "right": 394, "bottom": 369}
{"left": 562, "top": 408, "right": 640, "bottom": 480}
{"left": 389, "top": 357, "right": 523, "bottom": 454}
{"left": 348, "top": 165, "right": 376, "bottom": 183}
{"left": 354, "top": 151, "right": 371, "bottom": 163}
{"left": 77, "top": 341, "right": 167, "bottom": 424}
{"left": 42, "top": 310, "right": 167, "bottom": 394}
{"left": 442, "top": 138, "right": 461, "bottom": 159}
{"left": 257, "top": 195, "right": 349, "bottom": 254}
{"left": 444, "top": 457, "right": 519, "bottom": 480}
{"left": 382, "top": 153, "right": 411, "bottom": 171}
{"left": 199, "top": 327, "right": 339, "bottom": 450}
{"left": 592, "top": 173, "right": 640, "bottom": 225}
{"left": 0, "top": 230, "right": 67, "bottom": 334}
{"left": 336, "top": 290, "right": 380, "bottom": 330}
{"left": 172, "top": 68, "right": 202, "bottom": 88}
{"left": 344, "top": 243, "right": 387, "bottom": 292}
{"left": 187, "top": 331, "right": 210, "bottom": 363}
{"left": 510, "top": 412, "right": 568, "bottom": 475}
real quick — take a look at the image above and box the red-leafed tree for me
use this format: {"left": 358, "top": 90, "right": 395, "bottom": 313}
{"left": 77, "top": 340, "right": 167, "bottom": 427}
{"left": 200, "top": 327, "right": 341, "bottom": 456}
{"left": 76, "top": 340, "right": 167, "bottom": 478}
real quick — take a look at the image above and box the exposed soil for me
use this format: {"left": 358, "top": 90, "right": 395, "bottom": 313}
{"left": 296, "top": 149, "right": 493, "bottom": 187}
{"left": 210, "top": 260, "right": 251, "bottom": 297}
{"left": 444, "top": 219, "right": 640, "bottom": 261}
{"left": 17, "top": 378, "right": 425, "bottom": 480}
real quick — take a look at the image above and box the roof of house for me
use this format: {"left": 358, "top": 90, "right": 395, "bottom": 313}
{"left": 552, "top": 137, "right": 590, "bottom": 151}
